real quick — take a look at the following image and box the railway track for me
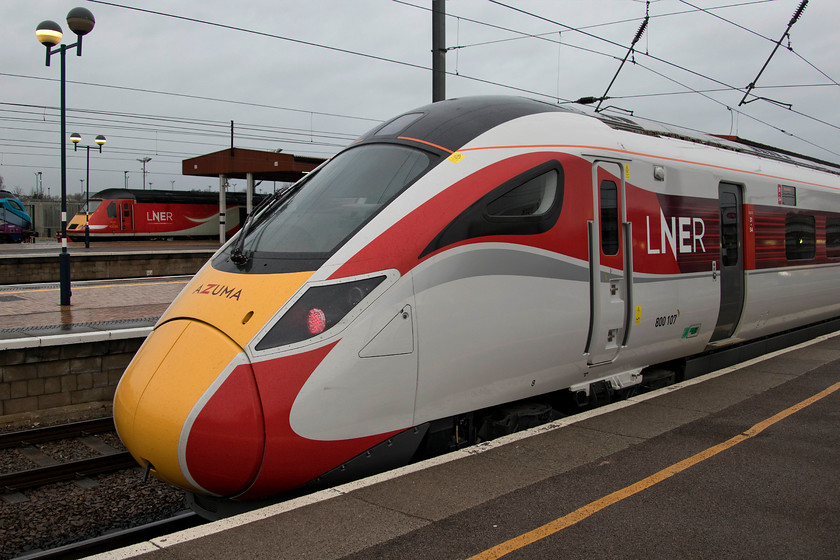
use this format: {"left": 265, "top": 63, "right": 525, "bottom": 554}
{"left": 0, "top": 417, "right": 137, "bottom": 492}
{"left": 15, "top": 510, "right": 204, "bottom": 560}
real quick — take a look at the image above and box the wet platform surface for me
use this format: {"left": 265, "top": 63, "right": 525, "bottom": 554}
{"left": 100, "top": 332, "right": 840, "bottom": 560}
{"left": 0, "top": 277, "right": 189, "bottom": 342}
{"left": 0, "top": 238, "right": 215, "bottom": 341}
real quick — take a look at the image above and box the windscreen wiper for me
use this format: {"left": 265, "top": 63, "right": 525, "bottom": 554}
{"left": 229, "top": 183, "right": 300, "bottom": 266}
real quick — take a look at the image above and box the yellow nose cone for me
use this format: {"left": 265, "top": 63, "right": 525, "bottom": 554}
{"left": 114, "top": 319, "right": 257, "bottom": 493}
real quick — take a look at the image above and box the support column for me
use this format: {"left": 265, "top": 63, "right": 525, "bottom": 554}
{"left": 246, "top": 172, "right": 254, "bottom": 216}
{"left": 219, "top": 174, "right": 226, "bottom": 244}
{"left": 432, "top": 0, "right": 446, "bottom": 102}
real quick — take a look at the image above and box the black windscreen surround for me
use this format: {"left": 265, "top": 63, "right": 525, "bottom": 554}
{"left": 421, "top": 160, "right": 565, "bottom": 258}
{"left": 213, "top": 97, "right": 570, "bottom": 274}
{"left": 363, "top": 96, "right": 570, "bottom": 153}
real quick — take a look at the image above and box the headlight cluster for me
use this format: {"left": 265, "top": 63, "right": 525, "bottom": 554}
{"left": 256, "top": 276, "right": 386, "bottom": 350}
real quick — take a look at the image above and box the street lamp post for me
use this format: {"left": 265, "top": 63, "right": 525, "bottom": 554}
{"left": 36, "top": 7, "right": 96, "bottom": 307}
{"left": 137, "top": 157, "right": 152, "bottom": 190}
{"left": 70, "top": 133, "right": 106, "bottom": 248}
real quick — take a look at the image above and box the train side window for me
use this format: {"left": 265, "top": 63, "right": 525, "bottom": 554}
{"left": 785, "top": 213, "right": 815, "bottom": 260}
{"left": 486, "top": 170, "right": 557, "bottom": 218}
{"left": 600, "top": 180, "right": 619, "bottom": 256}
{"left": 420, "top": 160, "right": 564, "bottom": 258}
{"left": 826, "top": 217, "right": 840, "bottom": 258}
{"left": 107, "top": 202, "right": 117, "bottom": 218}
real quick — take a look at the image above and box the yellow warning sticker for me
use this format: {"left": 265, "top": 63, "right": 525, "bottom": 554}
{"left": 635, "top": 305, "right": 642, "bottom": 325}
{"left": 624, "top": 164, "right": 631, "bottom": 179}
{"left": 448, "top": 152, "right": 465, "bottom": 164}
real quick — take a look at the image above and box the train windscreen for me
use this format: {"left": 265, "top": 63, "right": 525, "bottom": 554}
{"left": 240, "top": 144, "right": 434, "bottom": 257}
{"left": 84, "top": 199, "right": 102, "bottom": 214}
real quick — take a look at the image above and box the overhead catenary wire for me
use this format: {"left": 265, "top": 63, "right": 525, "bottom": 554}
{"left": 3, "top": 0, "right": 837, "bottom": 190}
{"left": 83, "top": 0, "right": 575, "bottom": 103}
{"left": 477, "top": 0, "right": 838, "bottom": 158}
{"left": 81, "top": 1, "right": 839, "bottom": 147}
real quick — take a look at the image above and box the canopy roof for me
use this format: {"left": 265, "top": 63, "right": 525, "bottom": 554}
{"left": 182, "top": 148, "right": 325, "bottom": 182}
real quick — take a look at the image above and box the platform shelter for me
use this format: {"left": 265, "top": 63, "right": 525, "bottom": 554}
{"left": 182, "top": 148, "right": 325, "bottom": 243}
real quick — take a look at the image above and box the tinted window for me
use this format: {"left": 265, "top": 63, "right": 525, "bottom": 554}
{"left": 826, "top": 217, "right": 840, "bottom": 258}
{"left": 720, "top": 191, "right": 739, "bottom": 266}
{"left": 421, "top": 161, "right": 564, "bottom": 258}
{"left": 86, "top": 199, "right": 102, "bottom": 214}
{"left": 487, "top": 171, "right": 557, "bottom": 217}
{"left": 600, "top": 180, "right": 619, "bottom": 256}
{"left": 107, "top": 202, "right": 117, "bottom": 218}
{"left": 375, "top": 113, "right": 424, "bottom": 136}
{"left": 241, "top": 144, "right": 433, "bottom": 256}
{"left": 785, "top": 214, "right": 815, "bottom": 260}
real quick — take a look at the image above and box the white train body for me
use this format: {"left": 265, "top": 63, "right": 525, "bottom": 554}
{"left": 114, "top": 97, "right": 840, "bottom": 503}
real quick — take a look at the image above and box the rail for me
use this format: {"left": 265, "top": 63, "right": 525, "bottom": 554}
{"left": 0, "top": 417, "right": 115, "bottom": 449}
{"left": 0, "top": 417, "right": 139, "bottom": 491}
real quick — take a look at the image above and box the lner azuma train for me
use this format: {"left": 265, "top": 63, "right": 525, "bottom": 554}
{"left": 66, "top": 188, "right": 265, "bottom": 240}
{"left": 114, "top": 96, "right": 840, "bottom": 515}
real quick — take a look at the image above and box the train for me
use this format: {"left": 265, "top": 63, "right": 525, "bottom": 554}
{"left": 113, "top": 96, "right": 840, "bottom": 515}
{"left": 0, "top": 190, "right": 34, "bottom": 243}
{"left": 66, "top": 188, "right": 265, "bottom": 240}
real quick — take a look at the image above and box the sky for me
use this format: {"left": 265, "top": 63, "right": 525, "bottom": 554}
{"left": 1, "top": 0, "right": 838, "bottom": 198}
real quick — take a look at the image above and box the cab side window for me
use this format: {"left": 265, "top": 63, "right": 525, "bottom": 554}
{"left": 421, "top": 160, "right": 564, "bottom": 258}
{"left": 486, "top": 171, "right": 557, "bottom": 218}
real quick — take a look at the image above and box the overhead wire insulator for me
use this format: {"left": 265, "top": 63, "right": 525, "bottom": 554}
{"left": 632, "top": 17, "right": 648, "bottom": 47}
{"left": 789, "top": 0, "right": 808, "bottom": 26}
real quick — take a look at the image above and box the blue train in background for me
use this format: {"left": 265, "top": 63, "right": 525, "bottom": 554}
{"left": 0, "top": 190, "right": 34, "bottom": 243}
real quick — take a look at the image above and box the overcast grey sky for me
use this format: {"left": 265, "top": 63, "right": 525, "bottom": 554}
{"left": 1, "top": 0, "right": 838, "bottom": 196}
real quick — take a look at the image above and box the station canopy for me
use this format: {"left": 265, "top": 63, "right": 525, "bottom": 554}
{"left": 182, "top": 148, "right": 325, "bottom": 182}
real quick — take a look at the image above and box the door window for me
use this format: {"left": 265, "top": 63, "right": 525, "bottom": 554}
{"left": 599, "top": 180, "right": 619, "bottom": 256}
{"left": 720, "top": 191, "right": 739, "bottom": 266}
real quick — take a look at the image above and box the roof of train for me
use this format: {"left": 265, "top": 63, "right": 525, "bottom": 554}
{"left": 90, "top": 188, "right": 266, "bottom": 204}
{"left": 362, "top": 96, "right": 839, "bottom": 176}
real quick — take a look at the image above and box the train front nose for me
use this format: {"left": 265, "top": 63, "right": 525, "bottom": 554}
{"left": 114, "top": 319, "right": 265, "bottom": 497}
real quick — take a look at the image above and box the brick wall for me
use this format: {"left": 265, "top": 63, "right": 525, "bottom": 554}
{"left": 0, "top": 337, "right": 144, "bottom": 416}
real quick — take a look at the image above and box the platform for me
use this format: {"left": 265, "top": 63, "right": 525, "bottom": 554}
{"left": 0, "top": 276, "right": 194, "bottom": 419}
{"left": 94, "top": 331, "right": 840, "bottom": 560}
{"left": 0, "top": 277, "right": 189, "bottom": 346}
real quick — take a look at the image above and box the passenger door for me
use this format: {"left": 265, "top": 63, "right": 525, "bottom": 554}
{"left": 710, "top": 183, "right": 745, "bottom": 341}
{"left": 119, "top": 202, "right": 133, "bottom": 232}
{"left": 586, "top": 160, "right": 634, "bottom": 365}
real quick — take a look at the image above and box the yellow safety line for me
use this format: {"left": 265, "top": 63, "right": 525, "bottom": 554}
{"left": 5, "top": 280, "right": 189, "bottom": 295}
{"left": 469, "top": 379, "right": 840, "bottom": 560}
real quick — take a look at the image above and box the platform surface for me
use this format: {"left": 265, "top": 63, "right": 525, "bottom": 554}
{"left": 94, "top": 332, "right": 840, "bottom": 560}
{"left": 0, "top": 277, "right": 189, "bottom": 343}
{"left": 0, "top": 240, "right": 213, "bottom": 343}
